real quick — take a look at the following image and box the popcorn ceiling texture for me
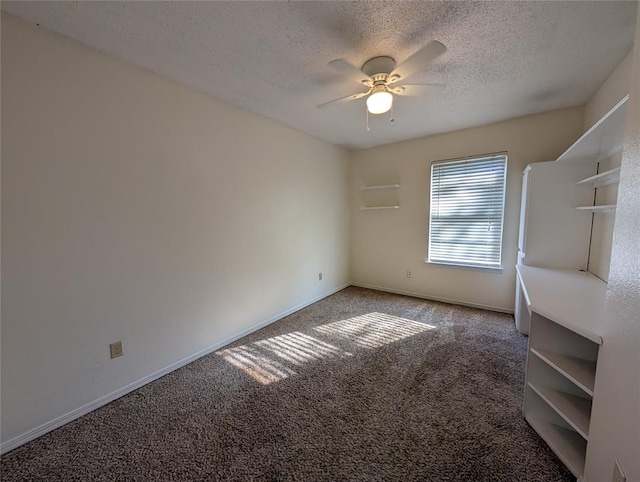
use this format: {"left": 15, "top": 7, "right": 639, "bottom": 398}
{"left": 0, "top": 287, "right": 573, "bottom": 481}
{"left": 1, "top": 1, "right": 636, "bottom": 149}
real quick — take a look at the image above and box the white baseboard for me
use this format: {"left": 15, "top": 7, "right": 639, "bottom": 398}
{"left": 352, "top": 282, "right": 513, "bottom": 314}
{"left": 0, "top": 282, "right": 350, "bottom": 455}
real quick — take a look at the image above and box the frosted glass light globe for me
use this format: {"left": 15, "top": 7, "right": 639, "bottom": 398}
{"left": 366, "top": 91, "right": 393, "bottom": 114}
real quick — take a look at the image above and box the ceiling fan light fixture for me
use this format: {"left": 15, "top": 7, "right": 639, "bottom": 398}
{"left": 366, "top": 90, "right": 393, "bottom": 114}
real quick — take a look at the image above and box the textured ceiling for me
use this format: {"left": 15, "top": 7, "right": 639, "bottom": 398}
{"left": 2, "top": 1, "right": 637, "bottom": 150}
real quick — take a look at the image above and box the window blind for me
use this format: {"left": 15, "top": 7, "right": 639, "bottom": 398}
{"left": 428, "top": 153, "right": 507, "bottom": 269}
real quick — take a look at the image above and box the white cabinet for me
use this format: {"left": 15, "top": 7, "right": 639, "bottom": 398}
{"left": 518, "top": 161, "right": 596, "bottom": 270}
{"left": 518, "top": 265, "right": 605, "bottom": 479}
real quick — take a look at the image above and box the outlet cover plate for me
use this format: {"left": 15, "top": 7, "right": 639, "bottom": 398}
{"left": 110, "top": 341, "right": 123, "bottom": 359}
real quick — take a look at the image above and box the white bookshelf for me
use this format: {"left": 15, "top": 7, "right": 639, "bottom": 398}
{"left": 518, "top": 265, "right": 605, "bottom": 478}
{"left": 516, "top": 93, "right": 628, "bottom": 479}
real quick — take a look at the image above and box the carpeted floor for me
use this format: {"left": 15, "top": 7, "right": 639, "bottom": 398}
{"left": 1, "top": 287, "right": 573, "bottom": 481}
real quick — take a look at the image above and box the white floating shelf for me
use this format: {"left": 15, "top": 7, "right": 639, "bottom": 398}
{"left": 528, "top": 382, "right": 591, "bottom": 440}
{"left": 574, "top": 205, "right": 616, "bottom": 212}
{"left": 525, "top": 414, "right": 586, "bottom": 478}
{"left": 531, "top": 348, "right": 596, "bottom": 396}
{"left": 361, "top": 184, "right": 400, "bottom": 191}
{"left": 361, "top": 206, "right": 400, "bottom": 210}
{"left": 556, "top": 95, "right": 629, "bottom": 164}
{"left": 575, "top": 168, "right": 620, "bottom": 188}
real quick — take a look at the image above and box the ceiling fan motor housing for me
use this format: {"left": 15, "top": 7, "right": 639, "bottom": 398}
{"left": 361, "top": 56, "right": 396, "bottom": 79}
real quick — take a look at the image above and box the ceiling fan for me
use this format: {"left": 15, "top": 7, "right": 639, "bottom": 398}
{"left": 319, "top": 41, "right": 447, "bottom": 121}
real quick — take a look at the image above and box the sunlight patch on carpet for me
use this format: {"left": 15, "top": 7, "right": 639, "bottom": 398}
{"left": 313, "top": 312, "right": 435, "bottom": 348}
{"left": 216, "top": 332, "right": 352, "bottom": 385}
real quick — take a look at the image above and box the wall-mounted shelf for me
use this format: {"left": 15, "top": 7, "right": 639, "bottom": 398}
{"left": 361, "top": 182, "right": 400, "bottom": 210}
{"left": 361, "top": 206, "right": 400, "bottom": 210}
{"left": 574, "top": 205, "right": 616, "bottom": 212}
{"left": 575, "top": 167, "right": 621, "bottom": 188}
{"left": 361, "top": 184, "right": 400, "bottom": 191}
{"left": 556, "top": 95, "right": 629, "bottom": 164}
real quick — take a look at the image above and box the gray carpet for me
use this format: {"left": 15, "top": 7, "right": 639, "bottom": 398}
{"left": 1, "top": 287, "right": 573, "bottom": 481}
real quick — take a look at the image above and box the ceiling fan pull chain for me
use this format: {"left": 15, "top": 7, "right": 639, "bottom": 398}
{"left": 366, "top": 105, "right": 370, "bottom": 131}
{"left": 390, "top": 102, "right": 395, "bottom": 123}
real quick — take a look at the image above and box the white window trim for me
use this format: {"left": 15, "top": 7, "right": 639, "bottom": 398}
{"left": 427, "top": 152, "right": 508, "bottom": 271}
{"left": 424, "top": 259, "right": 504, "bottom": 273}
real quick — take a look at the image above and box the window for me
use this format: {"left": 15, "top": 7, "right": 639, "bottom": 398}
{"left": 427, "top": 153, "right": 507, "bottom": 270}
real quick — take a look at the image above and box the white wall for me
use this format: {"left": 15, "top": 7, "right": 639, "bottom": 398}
{"left": 349, "top": 108, "right": 584, "bottom": 312}
{"left": 584, "top": 51, "right": 633, "bottom": 130}
{"left": 0, "top": 13, "right": 350, "bottom": 449}
{"left": 585, "top": 9, "right": 640, "bottom": 481}
{"left": 584, "top": 50, "right": 633, "bottom": 281}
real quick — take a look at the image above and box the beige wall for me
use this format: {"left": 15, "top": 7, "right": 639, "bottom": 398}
{"left": 584, "top": 51, "right": 633, "bottom": 130}
{"left": 585, "top": 8, "right": 640, "bottom": 481}
{"left": 584, "top": 51, "right": 633, "bottom": 281}
{"left": 349, "top": 107, "right": 584, "bottom": 312}
{"left": 1, "top": 14, "right": 350, "bottom": 448}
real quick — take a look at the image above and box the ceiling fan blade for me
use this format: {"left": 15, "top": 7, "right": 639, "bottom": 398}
{"left": 317, "top": 91, "right": 369, "bottom": 109}
{"left": 391, "top": 84, "right": 445, "bottom": 97}
{"left": 328, "top": 59, "right": 373, "bottom": 86}
{"left": 389, "top": 41, "right": 447, "bottom": 83}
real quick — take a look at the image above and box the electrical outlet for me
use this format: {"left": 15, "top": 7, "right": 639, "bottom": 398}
{"left": 406, "top": 269, "right": 413, "bottom": 278}
{"left": 110, "top": 341, "right": 123, "bottom": 359}
{"left": 613, "top": 459, "right": 626, "bottom": 482}
{"left": 318, "top": 272, "right": 323, "bottom": 281}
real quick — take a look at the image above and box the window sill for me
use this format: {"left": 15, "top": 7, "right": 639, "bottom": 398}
{"left": 425, "top": 260, "right": 504, "bottom": 273}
